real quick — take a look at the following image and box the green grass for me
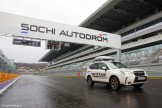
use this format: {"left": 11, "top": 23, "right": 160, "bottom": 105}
{"left": 148, "top": 76, "right": 162, "bottom": 79}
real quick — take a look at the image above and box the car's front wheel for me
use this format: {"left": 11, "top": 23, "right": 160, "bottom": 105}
{"left": 110, "top": 76, "right": 121, "bottom": 90}
{"left": 87, "top": 76, "right": 94, "bottom": 87}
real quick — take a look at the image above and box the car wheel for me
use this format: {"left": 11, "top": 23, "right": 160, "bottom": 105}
{"left": 110, "top": 76, "right": 121, "bottom": 90}
{"left": 87, "top": 76, "right": 94, "bottom": 87}
{"left": 133, "top": 84, "right": 143, "bottom": 89}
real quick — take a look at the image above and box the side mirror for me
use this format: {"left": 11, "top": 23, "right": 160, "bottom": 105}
{"left": 101, "top": 67, "right": 107, "bottom": 71}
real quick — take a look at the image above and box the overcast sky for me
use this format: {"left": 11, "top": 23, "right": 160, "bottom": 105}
{"left": 0, "top": 0, "right": 107, "bottom": 63}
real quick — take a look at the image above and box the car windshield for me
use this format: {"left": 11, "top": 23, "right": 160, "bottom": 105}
{"left": 111, "top": 62, "right": 127, "bottom": 68}
{"left": 105, "top": 61, "right": 118, "bottom": 69}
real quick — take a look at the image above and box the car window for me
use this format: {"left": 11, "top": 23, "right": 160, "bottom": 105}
{"left": 105, "top": 61, "right": 118, "bottom": 69}
{"left": 89, "top": 63, "right": 99, "bottom": 69}
{"left": 111, "top": 62, "right": 127, "bottom": 68}
{"left": 98, "top": 63, "right": 109, "bottom": 70}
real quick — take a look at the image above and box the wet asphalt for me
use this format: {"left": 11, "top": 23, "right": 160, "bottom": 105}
{"left": 0, "top": 75, "right": 162, "bottom": 108}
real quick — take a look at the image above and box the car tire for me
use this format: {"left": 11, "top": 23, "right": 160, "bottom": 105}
{"left": 110, "top": 76, "right": 121, "bottom": 90}
{"left": 133, "top": 84, "right": 143, "bottom": 89}
{"left": 87, "top": 76, "right": 94, "bottom": 87}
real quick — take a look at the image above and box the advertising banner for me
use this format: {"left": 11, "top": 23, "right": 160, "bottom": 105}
{"left": 0, "top": 11, "right": 121, "bottom": 49}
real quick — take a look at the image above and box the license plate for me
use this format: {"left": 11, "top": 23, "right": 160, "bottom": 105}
{"left": 138, "top": 77, "right": 145, "bottom": 80}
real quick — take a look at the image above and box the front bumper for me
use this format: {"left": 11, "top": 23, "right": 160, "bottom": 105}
{"left": 124, "top": 76, "right": 148, "bottom": 85}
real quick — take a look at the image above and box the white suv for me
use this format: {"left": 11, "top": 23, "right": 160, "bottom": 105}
{"left": 85, "top": 56, "right": 148, "bottom": 90}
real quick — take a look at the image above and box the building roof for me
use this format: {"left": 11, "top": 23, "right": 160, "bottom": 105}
{"left": 80, "top": 0, "right": 162, "bottom": 32}
{"left": 40, "top": 0, "right": 162, "bottom": 62}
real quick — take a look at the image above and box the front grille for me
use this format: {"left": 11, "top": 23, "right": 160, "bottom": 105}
{"left": 133, "top": 71, "right": 145, "bottom": 76}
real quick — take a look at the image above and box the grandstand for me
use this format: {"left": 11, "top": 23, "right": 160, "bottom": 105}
{"left": 39, "top": 0, "right": 162, "bottom": 75}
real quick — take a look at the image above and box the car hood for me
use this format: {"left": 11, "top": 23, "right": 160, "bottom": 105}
{"left": 118, "top": 68, "right": 144, "bottom": 72}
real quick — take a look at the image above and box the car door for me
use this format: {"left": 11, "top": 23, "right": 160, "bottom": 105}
{"left": 97, "top": 63, "right": 109, "bottom": 82}
{"left": 88, "top": 63, "right": 100, "bottom": 81}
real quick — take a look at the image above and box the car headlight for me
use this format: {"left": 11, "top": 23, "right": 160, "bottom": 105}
{"left": 121, "top": 70, "right": 134, "bottom": 75}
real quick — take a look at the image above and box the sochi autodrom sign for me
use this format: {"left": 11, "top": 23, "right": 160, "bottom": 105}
{"left": 0, "top": 11, "right": 121, "bottom": 49}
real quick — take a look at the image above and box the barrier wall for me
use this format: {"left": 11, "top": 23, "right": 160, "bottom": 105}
{"left": 44, "top": 66, "right": 162, "bottom": 77}
{"left": 0, "top": 72, "right": 20, "bottom": 83}
{"left": 44, "top": 69, "right": 85, "bottom": 77}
